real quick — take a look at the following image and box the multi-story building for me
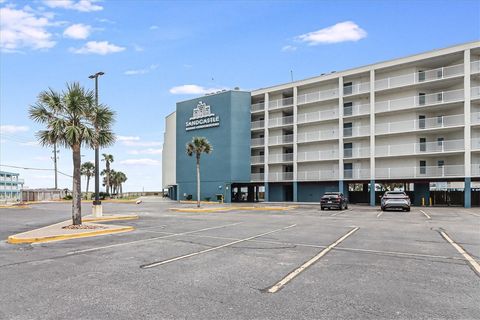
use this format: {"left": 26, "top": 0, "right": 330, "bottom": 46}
{"left": 162, "top": 41, "right": 480, "bottom": 207}
{"left": 0, "top": 171, "right": 24, "bottom": 201}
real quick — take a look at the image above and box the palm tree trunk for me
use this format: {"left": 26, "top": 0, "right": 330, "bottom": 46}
{"left": 196, "top": 156, "right": 200, "bottom": 208}
{"left": 72, "top": 144, "right": 82, "bottom": 225}
{"left": 85, "top": 176, "right": 90, "bottom": 200}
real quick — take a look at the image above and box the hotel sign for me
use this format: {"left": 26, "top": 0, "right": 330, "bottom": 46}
{"left": 185, "top": 101, "right": 220, "bottom": 131}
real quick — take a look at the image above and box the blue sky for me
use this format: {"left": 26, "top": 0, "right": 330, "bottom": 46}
{"left": 0, "top": 0, "right": 479, "bottom": 192}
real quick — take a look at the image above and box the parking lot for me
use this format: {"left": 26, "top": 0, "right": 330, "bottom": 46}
{"left": 0, "top": 200, "right": 479, "bottom": 320}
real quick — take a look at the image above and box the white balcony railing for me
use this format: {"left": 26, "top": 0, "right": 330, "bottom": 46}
{"left": 344, "top": 168, "right": 371, "bottom": 180}
{"left": 343, "top": 125, "right": 370, "bottom": 138}
{"left": 297, "top": 88, "right": 339, "bottom": 105}
{"left": 297, "top": 149, "right": 339, "bottom": 162}
{"left": 375, "top": 89, "right": 464, "bottom": 113}
{"left": 471, "top": 60, "right": 480, "bottom": 74}
{"left": 251, "top": 173, "right": 265, "bottom": 181}
{"left": 269, "top": 97, "right": 294, "bottom": 110}
{"left": 375, "top": 63, "right": 464, "bottom": 91}
{"left": 297, "top": 108, "right": 338, "bottom": 124}
{"left": 251, "top": 137, "right": 264, "bottom": 147}
{"left": 375, "top": 139, "right": 464, "bottom": 157}
{"left": 343, "top": 82, "right": 370, "bottom": 96}
{"left": 376, "top": 165, "right": 464, "bottom": 179}
{"left": 269, "top": 115, "right": 294, "bottom": 127}
{"left": 269, "top": 134, "right": 294, "bottom": 145}
{"left": 472, "top": 164, "right": 480, "bottom": 177}
{"left": 343, "top": 147, "right": 370, "bottom": 158}
{"left": 251, "top": 120, "right": 265, "bottom": 129}
{"left": 268, "top": 172, "right": 294, "bottom": 182}
{"left": 471, "top": 138, "right": 480, "bottom": 151}
{"left": 297, "top": 129, "right": 339, "bottom": 143}
{"left": 343, "top": 103, "right": 370, "bottom": 117}
{"left": 375, "top": 114, "right": 464, "bottom": 135}
{"left": 472, "top": 86, "right": 480, "bottom": 99}
{"left": 269, "top": 153, "right": 294, "bottom": 163}
{"left": 297, "top": 169, "right": 339, "bottom": 181}
{"left": 251, "top": 102, "right": 265, "bottom": 112}
{"left": 472, "top": 112, "right": 480, "bottom": 125}
{"left": 251, "top": 155, "right": 265, "bottom": 164}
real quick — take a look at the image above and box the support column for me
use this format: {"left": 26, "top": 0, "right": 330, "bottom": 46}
{"left": 264, "top": 92, "right": 270, "bottom": 192}
{"left": 370, "top": 179, "right": 376, "bottom": 206}
{"left": 293, "top": 86, "right": 298, "bottom": 200}
{"left": 338, "top": 77, "right": 344, "bottom": 188}
{"left": 464, "top": 49, "right": 471, "bottom": 181}
{"left": 264, "top": 182, "right": 269, "bottom": 202}
{"left": 369, "top": 69, "right": 376, "bottom": 207}
{"left": 465, "top": 178, "right": 471, "bottom": 208}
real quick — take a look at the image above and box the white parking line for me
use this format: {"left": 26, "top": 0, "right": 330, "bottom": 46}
{"left": 376, "top": 211, "right": 383, "bottom": 218}
{"left": 266, "top": 227, "right": 359, "bottom": 293}
{"left": 68, "top": 222, "right": 243, "bottom": 255}
{"left": 140, "top": 224, "right": 297, "bottom": 269}
{"left": 440, "top": 231, "right": 480, "bottom": 276}
{"left": 330, "top": 209, "right": 351, "bottom": 217}
{"left": 420, "top": 210, "right": 431, "bottom": 219}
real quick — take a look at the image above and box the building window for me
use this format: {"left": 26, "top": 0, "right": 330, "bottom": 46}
{"left": 343, "top": 122, "right": 353, "bottom": 137}
{"left": 344, "top": 163, "right": 353, "bottom": 179}
{"left": 419, "top": 160, "right": 426, "bottom": 174}
{"left": 418, "top": 70, "right": 426, "bottom": 82}
{"left": 419, "top": 138, "right": 426, "bottom": 152}
{"left": 418, "top": 93, "right": 426, "bottom": 105}
{"left": 343, "top": 82, "right": 353, "bottom": 95}
{"left": 418, "top": 115, "right": 426, "bottom": 129}
{"left": 343, "top": 102, "right": 353, "bottom": 116}
{"left": 344, "top": 142, "right": 353, "bottom": 158}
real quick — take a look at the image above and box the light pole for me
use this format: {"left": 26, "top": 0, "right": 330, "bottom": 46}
{"left": 89, "top": 71, "right": 104, "bottom": 217}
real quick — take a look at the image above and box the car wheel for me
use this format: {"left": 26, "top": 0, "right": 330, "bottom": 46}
{"left": 345, "top": 204, "right": 348, "bottom": 209}
{"left": 381, "top": 206, "right": 385, "bottom": 211}
{"left": 406, "top": 208, "right": 410, "bottom": 212}
{"left": 321, "top": 207, "right": 325, "bottom": 210}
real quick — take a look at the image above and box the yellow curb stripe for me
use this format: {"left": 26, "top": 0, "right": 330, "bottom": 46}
{"left": 7, "top": 226, "right": 134, "bottom": 244}
{"left": 170, "top": 206, "right": 296, "bottom": 213}
{"left": 0, "top": 205, "right": 30, "bottom": 209}
{"left": 83, "top": 215, "right": 139, "bottom": 222}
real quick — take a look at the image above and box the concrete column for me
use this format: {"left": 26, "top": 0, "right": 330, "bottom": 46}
{"left": 338, "top": 77, "right": 344, "bottom": 184}
{"left": 265, "top": 182, "right": 269, "bottom": 202}
{"left": 369, "top": 69, "right": 376, "bottom": 207}
{"left": 293, "top": 86, "right": 298, "bottom": 183}
{"left": 464, "top": 49, "right": 471, "bottom": 179}
{"left": 264, "top": 93, "right": 270, "bottom": 186}
{"left": 465, "top": 178, "right": 471, "bottom": 208}
{"left": 293, "top": 181, "right": 298, "bottom": 202}
{"left": 370, "top": 179, "right": 376, "bottom": 206}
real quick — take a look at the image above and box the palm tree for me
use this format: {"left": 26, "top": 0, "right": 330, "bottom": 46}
{"left": 80, "top": 161, "right": 95, "bottom": 199}
{"left": 116, "top": 171, "right": 127, "bottom": 197}
{"left": 102, "top": 153, "right": 114, "bottom": 194}
{"left": 29, "top": 82, "right": 115, "bottom": 225}
{"left": 186, "top": 137, "right": 212, "bottom": 207}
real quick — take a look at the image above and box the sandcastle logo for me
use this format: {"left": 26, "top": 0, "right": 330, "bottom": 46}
{"left": 185, "top": 101, "right": 220, "bottom": 131}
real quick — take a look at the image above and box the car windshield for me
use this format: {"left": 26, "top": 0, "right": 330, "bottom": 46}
{"left": 385, "top": 192, "right": 406, "bottom": 197}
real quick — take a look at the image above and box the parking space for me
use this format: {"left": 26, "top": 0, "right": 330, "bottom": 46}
{"left": 0, "top": 201, "right": 479, "bottom": 319}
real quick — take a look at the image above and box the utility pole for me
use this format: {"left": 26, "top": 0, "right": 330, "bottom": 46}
{"left": 52, "top": 144, "right": 59, "bottom": 189}
{"left": 89, "top": 71, "right": 105, "bottom": 217}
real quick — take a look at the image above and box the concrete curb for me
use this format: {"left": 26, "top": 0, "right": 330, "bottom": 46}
{"left": 7, "top": 225, "right": 134, "bottom": 244}
{"left": 83, "top": 215, "right": 139, "bottom": 222}
{"left": 170, "top": 206, "right": 297, "bottom": 213}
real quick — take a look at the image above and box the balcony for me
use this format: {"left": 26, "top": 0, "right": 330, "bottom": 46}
{"left": 343, "top": 125, "right": 370, "bottom": 138}
{"left": 269, "top": 115, "right": 294, "bottom": 128}
{"left": 269, "top": 153, "right": 294, "bottom": 163}
{"left": 376, "top": 165, "right": 464, "bottom": 179}
{"left": 472, "top": 164, "right": 480, "bottom": 177}
{"left": 375, "top": 139, "right": 464, "bottom": 157}
{"left": 375, "top": 89, "right": 464, "bottom": 113}
{"left": 251, "top": 119, "right": 265, "bottom": 130}
{"left": 375, "top": 63, "right": 464, "bottom": 91}
{"left": 269, "top": 134, "right": 294, "bottom": 146}
{"left": 269, "top": 97, "right": 294, "bottom": 110}
{"left": 297, "top": 108, "right": 338, "bottom": 124}
{"left": 472, "top": 112, "right": 480, "bottom": 125}
{"left": 472, "top": 138, "right": 480, "bottom": 151}
{"left": 268, "top": 172, "right": 294, "bottom": 182}
{"left": 297, "top": 149, "right": 339, "bottom": 162}
{"left": 344, "top": 147, "right": 370, "bottom": 159}
{"left": 343, "top": 103, "right": 370, "bottom": 117}
{"left": 297, "top": 169, "right": 339, "bottom": 181}
{"left": 297, "top": 129, "right": 339, "bottom": 143}
{"left": 251, "top": 102, "right": 265, "bottom": 113}
{"left": 251, "top": 173, "right": 265, "bottom": 181}
{"left": 472, "top": 86, "right": 480, "bottom": 100}
{"left": 251, "top": 137, "right": 265, "bottom": 147}
{"left": 297, "top": 88, "right": 339, "bottom": 105}
{"left": 344, "top": 168, "right": 370, "bottom": 180}
{"left": 251, "top": 155, "right": 265, "bottom": 164}
{"left": 375, "top": 114, "right": 464, "bottom": 135}
{"left": 471, "top": 60, "right": 480, "bottom": 74}
{"left": 343, "top": 82, "right": 370, "bottom": 96}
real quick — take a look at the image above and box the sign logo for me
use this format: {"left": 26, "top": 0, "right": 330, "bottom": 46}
{"left": 185, "top": 101, "right": 220, "bottom": 131}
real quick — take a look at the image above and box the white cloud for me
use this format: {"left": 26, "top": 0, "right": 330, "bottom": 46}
{"left": 0, "top": 6, "right": 56, "bottom": 52}
{"left": 20, "top": 141, "right": 40, "bottom": 147}
{"left": 149, "top": 25, "right": 159, "bottom": 30}
{"left": 296, "top": 21, "right": 367, "bottom": 45}
{"left": 169, "top": 84, "right": 228, "bottom": 95}
{"left": 120, "top": 158, "right": 161, "bottom": 166}
{"left": 43, "top": 0, "right": 103, "bottom": 12}
{"left": 117, "top": 135, "right": 140, "bottom": 142}
{"left": 70, "top": 41, "right": 125, "bottom": 55}
{"left": 128, "top": 148, "right": 162, "bottom": 155}
{"left": 281, "top": 45, "right": 297, "bottom": 52}
{"left": 124, "top": 64, "right": 158, "bottom": 76}
{"left": 0, "top": 125, "right": 29, "bottom": 134}
{"left": 63, "top": 23, "right": 91, "bottom": 39}
{"left": 133, "top": 44, "right": 144, "bottom": 52}
{"left": 116, "top": 135, "right": 162, "bottom": 147}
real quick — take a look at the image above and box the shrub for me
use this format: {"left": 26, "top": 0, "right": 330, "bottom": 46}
{"left": 205, "top": 197, "right": 211, "bottom": 202}
{"left": 186, "top": 194, "right": 193, "bottom": 200}
{"left": 63, "top": 195, "right": 73, "bottom": 200}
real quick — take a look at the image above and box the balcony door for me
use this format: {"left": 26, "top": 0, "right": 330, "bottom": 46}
{"left": 343, "top": 102, "right": 353, "bottom": 116}
{"left": 418, "top": 115, "right": 426, "bottom": 129}
{"left": 344, "top": 143, "right": 353, "bottom": 158}
{"left": 419, "top": 138, "right": 426, "bottom": 152}
{"left": 343, "top": 82, "right": 353, "bottom": 95}
{"left": 344, "top": 163, "right": 353, "bottom": 179}
{"left": 419, "top": 160, "right": 426, "bottom": 175}
{"left": 343, "top": 122, "right": 353, "bottom": 137}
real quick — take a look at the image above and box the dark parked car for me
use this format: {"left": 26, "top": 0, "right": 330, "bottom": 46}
{"left": 320, "top": 192, "right": 348, "bottom": 210}
{"left": 381, "top": 191, "right": 411, "bottom": 211}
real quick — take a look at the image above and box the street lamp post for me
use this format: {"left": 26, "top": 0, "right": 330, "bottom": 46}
{"left": 89, "top": 71, "right": 104, "bottom": 217}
